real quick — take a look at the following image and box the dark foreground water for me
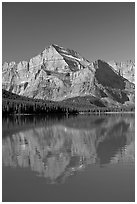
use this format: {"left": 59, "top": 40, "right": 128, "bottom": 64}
{"left": 2, "top": 114, "right": 135, "bottom": 202}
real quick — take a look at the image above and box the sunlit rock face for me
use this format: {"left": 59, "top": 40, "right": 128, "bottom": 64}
{"left": 2, "top": 44, "right": 135, "bottom": 105}
{"left": 2, "top": 116, "right": 135, "bottom": 183}
{"left": 108, "top": 60, "right": 135, "bottom": 84}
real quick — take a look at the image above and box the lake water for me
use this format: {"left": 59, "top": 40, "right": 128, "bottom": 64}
{"left": 2, "top": 114, "right": 135, "bottom": 202}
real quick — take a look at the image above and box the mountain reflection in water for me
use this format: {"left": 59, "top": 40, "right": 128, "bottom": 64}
{"left": 2, "top": 114, "right": 135, "bottom": 184}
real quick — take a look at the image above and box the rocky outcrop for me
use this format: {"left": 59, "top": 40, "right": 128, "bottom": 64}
{"left": 108, "top": 60, "right": 135, "bottom": 84}
{"left": 2, "top": 115, "right": 135, "bottom": 183}
{"left": 2, "top": 44, "right": 135, "bottom": 106}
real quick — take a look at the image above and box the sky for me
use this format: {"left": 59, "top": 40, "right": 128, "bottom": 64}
{"left": 2, "top": 2, "right": 135, "bottom": 63}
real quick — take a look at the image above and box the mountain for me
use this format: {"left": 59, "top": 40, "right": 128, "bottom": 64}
{"left": 2, "top": 44, "right": 135, "bottom": 108}
{"left": 108, "top": 60, "right": 135, "bottom": 84}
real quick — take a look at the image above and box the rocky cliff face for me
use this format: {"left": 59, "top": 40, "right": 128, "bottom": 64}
{"left": 108, "top": 60, "right": 135, "bottom": 84}
{"left": 2, "top": 44, "right": 135, "bottom": 106}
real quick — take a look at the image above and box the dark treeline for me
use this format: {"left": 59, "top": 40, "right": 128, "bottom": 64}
{"left": 2, "top": 99, "right": 79, "bottom": 115}
{"left": 2, "top": 89, "right": 135, "bottom": 115}
{"left": 2, "top": 98, "right": 135, "bottom": 115}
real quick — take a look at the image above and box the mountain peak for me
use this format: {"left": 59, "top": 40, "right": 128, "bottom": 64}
{"left": 51, "top": 44, "right": 62, "bottom": 48}
{"left": 2, "top": 44, "right": 135, "bottom": 106}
